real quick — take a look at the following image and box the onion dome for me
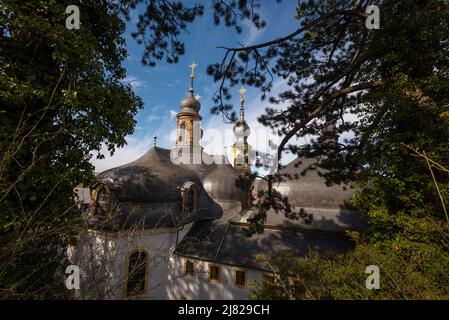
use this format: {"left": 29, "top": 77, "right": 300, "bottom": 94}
{"left": 179, "top": 62, "right": 201, "bottom": 114}
{"left": 233, "top": 87, "right": 250, "bottom": 143}
{"left": 180, "top": 89, "right": 201, "bottom": 114}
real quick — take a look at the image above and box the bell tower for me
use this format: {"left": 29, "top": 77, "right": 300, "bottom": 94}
{"left": 176, "top": 62, "right": 202, "bottom": 147}
{"left": 231, "top": 87, "right": 251, "bottom": 174}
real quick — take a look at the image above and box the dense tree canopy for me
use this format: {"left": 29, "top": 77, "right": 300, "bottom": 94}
{"left": 0, "top": 0, "right": 144, "bottom": 298}
{"left": 0, "top": 0, "right": 276, "bottom": 299}
{"left": 1, "top": 0, "right": 448, "bottom": 299}
{"left": 206, "top": 0, "right": 449, "bottom": 299}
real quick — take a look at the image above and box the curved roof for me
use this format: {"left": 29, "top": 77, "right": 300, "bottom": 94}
{"left": 202, "top": 161, "right": 247, "bottom": 203}
{"left": 182, "top": 153, "right": 247, "bottom": 203}
{"left": 98, "top": 147, "right": 193, "bottom": 202}
{"left": 233, "top": 119, "right": 250, "bottom": 139}
{"left": 179, "top": 88, "right": 201, "bottom": 115}
{"left": 180, "top": 94, "right": 201, "bottom": 114}
{"left": 88, "top": 147, "right": 223, "bottom": 230}
{"left": 268, "top": 157, "right": 355, "bottom": 209}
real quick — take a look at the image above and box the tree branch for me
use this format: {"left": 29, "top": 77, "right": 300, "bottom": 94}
{"left": 277, "top": 80, "right": 383, "bottom": 161}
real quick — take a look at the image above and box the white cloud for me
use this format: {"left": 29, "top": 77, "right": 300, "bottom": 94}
{"left": 241, "top": 18, "right": 265, "bottom": 45}
{"left": 147, "top": 114, "right": 161, "bottom": 121}
{"left": 90, "top": 134, "right": 152, "bottom": 173}
{"left": 169, "top": 110, "right": 177, "bottom": 118}
{"left": 122, "top": 76, "right": 147, "bottom": 89}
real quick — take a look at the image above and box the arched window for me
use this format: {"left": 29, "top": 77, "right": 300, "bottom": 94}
{"left": 182, "top": 183, "right": 197, "bottom": 214}
{"left": 94, "top": 185, "right": 109, "bottom": 217}
{"left": 178, "top": 122, "right": 186, "bottom": 143}
{"left": 125, "top": 250, "right": 148, "bottom": 298}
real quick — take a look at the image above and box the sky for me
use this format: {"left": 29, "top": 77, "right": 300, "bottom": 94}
{"left": 91, "top": 1, "right": 302, "bottom": 173}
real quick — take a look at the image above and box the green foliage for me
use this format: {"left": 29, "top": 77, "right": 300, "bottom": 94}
{"left": 251, "top": 238, "right": 449, "bottom": 300}
{"left": 247, "top": 0, "right": 449, "bottom": 300}
{"left": 0, "top": 0, "right": 142, "bottom": 298}
{"left": 0, "top": 0, "right": 280, "bottom": 299}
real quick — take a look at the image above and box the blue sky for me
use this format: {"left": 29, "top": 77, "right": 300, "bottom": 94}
{"left": 91, "top": 1, "right": 301, "bottom": 173}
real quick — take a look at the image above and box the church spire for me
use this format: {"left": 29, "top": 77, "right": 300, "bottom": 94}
{"left": 176, "top": 61, "right": 202, "bottom": 147}
{"left": 189, "top": 61, "right": 198, "bottom": 92}
{"left": 232, "top": 86, "right": 251, "bottom": 174}
{"left": 238, "top": 86, "right": 247, "bottom": 122}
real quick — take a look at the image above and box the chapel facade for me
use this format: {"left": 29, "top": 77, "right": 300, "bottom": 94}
{"left": 71, "top": 63, "right": 362, "bottom": 300}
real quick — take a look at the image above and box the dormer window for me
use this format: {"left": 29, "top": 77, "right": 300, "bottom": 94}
{"left": 181, "top": 182, "right": 197, "bottom": 215}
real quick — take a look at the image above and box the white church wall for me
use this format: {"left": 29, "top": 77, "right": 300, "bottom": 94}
{"left": 116, "top": 226, "right": 193, "bottom": 299}
{"left": 72, "top": 230, "right": 123, "bottom": 299}
{"left": 74, "top": 222, "right": 195, "bottom": 300}
{"left": 73, "top": 221, "right": 270, "bottom": 300}
{"left": 169, "top": 257, "right": 265, "bottom": 300}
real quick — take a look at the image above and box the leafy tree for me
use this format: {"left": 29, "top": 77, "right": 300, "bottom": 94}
{"left": 201, "top": 0, "right": 449, "bottom": 299}
{"left": 2, "top": 0, "right": 448, "bottom": 299}
{"left": 0, "top": 0, "right": 145, "bottom": 298}
{"left": 0, "top": 0, "right": 277, "bottom": 299}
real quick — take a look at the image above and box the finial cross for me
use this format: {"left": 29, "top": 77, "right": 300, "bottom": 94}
{"left": 189, "top": 61, "right": 198, "bottom": 77}
{"left": 239, "top": 86, "right": 247, "bottom": 104}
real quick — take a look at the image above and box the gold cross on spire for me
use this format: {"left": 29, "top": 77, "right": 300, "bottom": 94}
{"left": 239, "top": 86, "right": 247, "bottom": 105}
{"left": 189, "top": 61, "right": 198, "bottom": 77}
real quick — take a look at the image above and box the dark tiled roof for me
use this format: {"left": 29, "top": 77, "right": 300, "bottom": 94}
{"left": 238, "top": 207, "right": 365, "bottom": 233}
{"left": 97, "top": 147, "right": 198, "bottom": 203}
{"left": 89, "top": 147, "right": 223, "bottom": 230}
{"left": 88, "top": 147, "right": 247, "bottom": 230}
{"left": 86, "top": 201, "right": 222, "bottom": 231}
{"left": 175, "top": 215, "right": 356, "bottom": 271}
{"left": 258, "top": 157, "right": 355, "bottom": 209}
{"left": 201, "top": 161, "right": 248, "bottom": 203}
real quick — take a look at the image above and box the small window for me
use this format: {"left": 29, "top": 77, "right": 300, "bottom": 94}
{"left": 185, "top": 260, "right": 195, "bottom": 276}
{"left": 126, "top": 250, "right": 148, "bottom": 298}
{"left": 183, "top": 185, "right": 197, "bottom": 214}
{"left": 234, "top": 269, "right": 247, "bottom": 288}
{"left": 179, "top": 122, "right": 186, "bottom": 143}
{"left": 94, "top": 186, "right": 109, "bottom": 217}
{"left": 209, "top": 265, "right": 220, "bottom": 283}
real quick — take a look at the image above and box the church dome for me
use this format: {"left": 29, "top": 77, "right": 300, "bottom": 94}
{"left": 233, "top": 87, "right": 250, "bottom": 142}
{"left": 201, "top": 156, "right": 247, "bottom": 203}
{"left": 179, "top": 62, "right": 201, "bottom": 115}
{"left": 272, "top": 157, "right": 355, "bottom": 209}
{"left": 233, "top": 119, "right": 250, "bottom": 139}
{"left": 180, "top": 90, "right": 201, "bottom": 114}
{"left": 89, "top": 147, "right": 222, "bottom": 230}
